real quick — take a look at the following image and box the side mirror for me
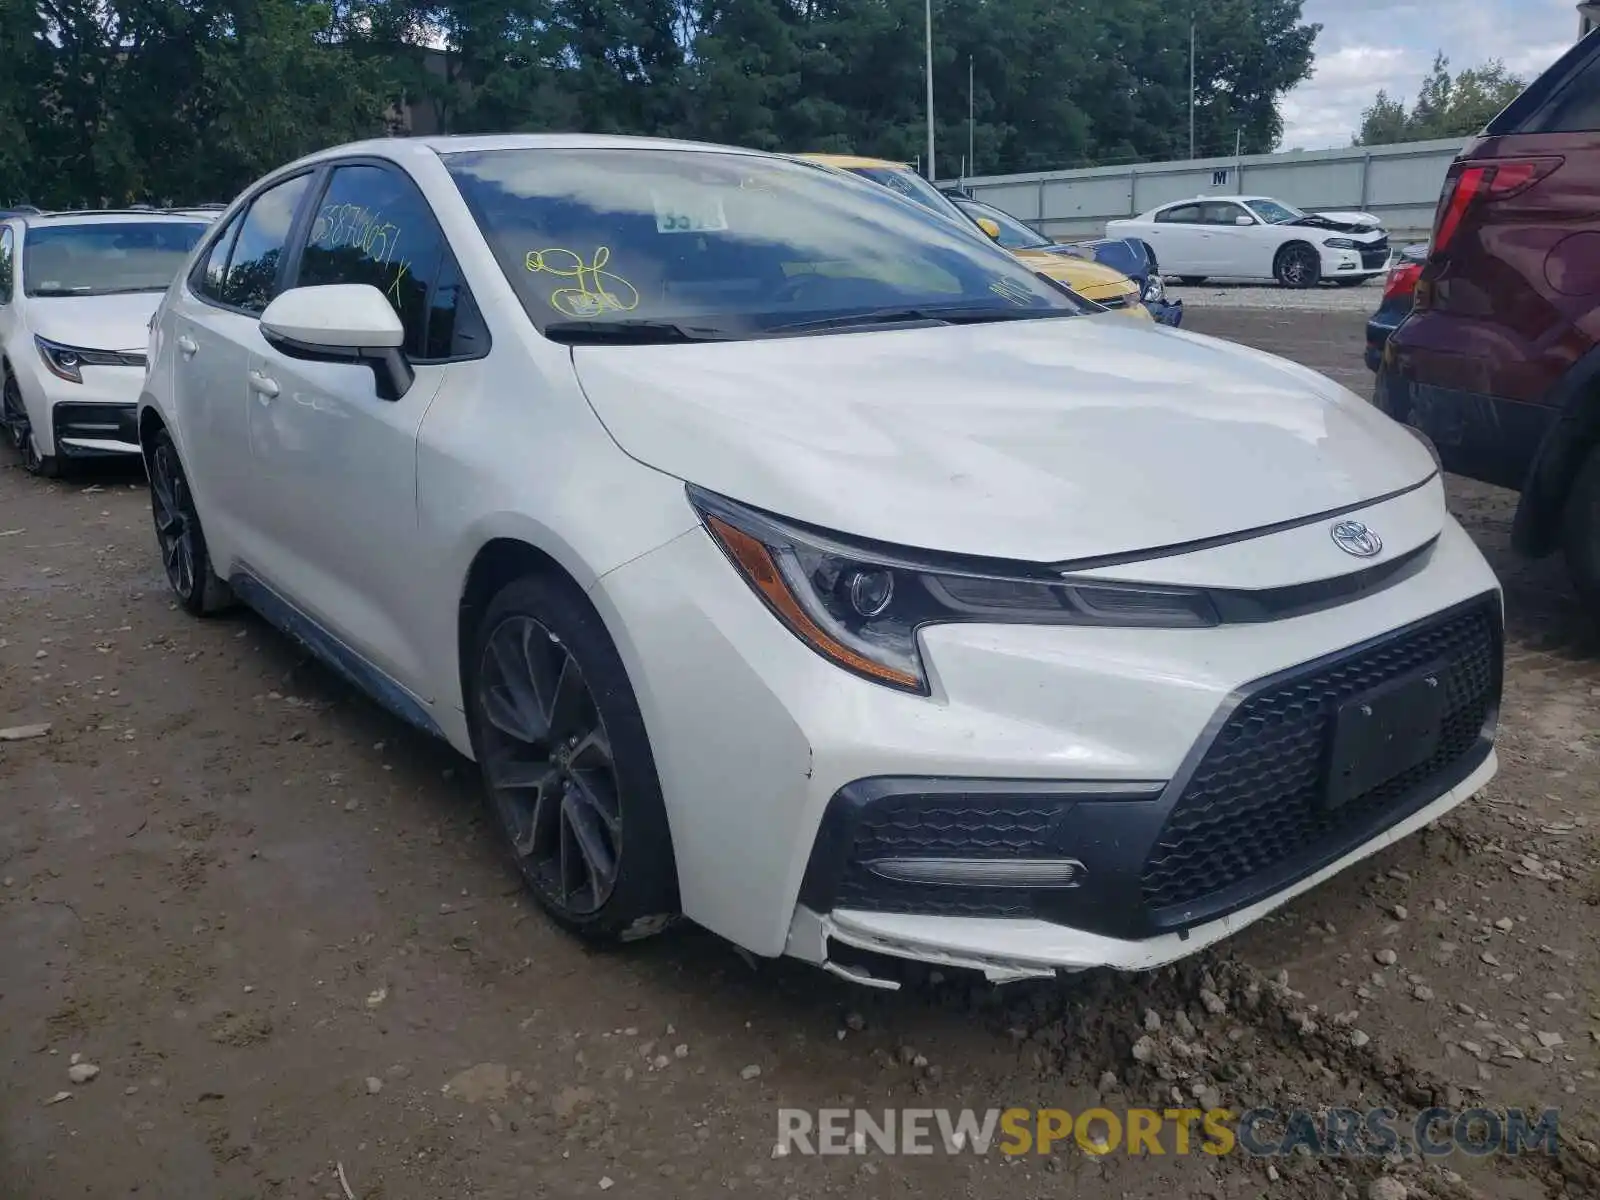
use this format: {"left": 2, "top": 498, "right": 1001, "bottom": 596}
{"left": 975, "top": 216, "right": 1002, "bottom": 241}
{"left": 1234, "top": 215, "right": 1254, "bottom": 226}
{"left": 259, "top": 283, "right": 414, "bottom": 402}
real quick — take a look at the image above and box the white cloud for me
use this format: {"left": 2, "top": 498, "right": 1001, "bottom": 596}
{"left": 1281, "top": 0, "right": 1582, "bottom": 149}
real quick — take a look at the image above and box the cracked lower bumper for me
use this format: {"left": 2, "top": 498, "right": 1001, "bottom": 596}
{"left": 781, "top": 749, "right": 1494, "bottom": 987}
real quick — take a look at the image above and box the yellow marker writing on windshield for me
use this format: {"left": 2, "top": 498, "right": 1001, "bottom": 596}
{"left": 526, "top": 247, "right": 640, "bottom": 318}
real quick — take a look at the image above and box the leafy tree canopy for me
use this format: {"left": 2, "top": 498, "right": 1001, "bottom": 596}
{"left": 0, "top": 0, "right": 1320, "bottom": 207}
{"left": 1354, "top": 52, "right": 1525, "bottom": 146}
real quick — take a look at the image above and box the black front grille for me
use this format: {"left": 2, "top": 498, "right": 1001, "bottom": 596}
{"left": 832, "top": 793, "right": 1064, "bottom": 917}
{"left": 1362, "top": 237, "right": 1391, "bottom": 269}
{"left": 1140, "top": 599, "right": 1499, "bottom": 914}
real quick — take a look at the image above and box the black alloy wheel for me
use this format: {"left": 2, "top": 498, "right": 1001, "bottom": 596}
{"left": 146, "top": 430, "right": 230, "bottom": 615}
{"left": 468, "top": 573, "right": 678, "bottom": 940}
{"left": 1275, "top": 243, "right": 1321, "bottom": 289}
{"left": 477, "top": 613, "right": 623, "bottom": 916}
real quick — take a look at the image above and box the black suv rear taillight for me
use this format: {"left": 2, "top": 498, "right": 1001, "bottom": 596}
{"left": 1431, "top": 158, "right": 1564, "bottom": 254}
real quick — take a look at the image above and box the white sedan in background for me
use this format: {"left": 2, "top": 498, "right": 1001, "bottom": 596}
{"left": 1108, "top": 196, "right": 1391, "bottom": 288}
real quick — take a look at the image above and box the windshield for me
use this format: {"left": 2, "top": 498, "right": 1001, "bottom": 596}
{"left": 955, "top": 199, "right": 1054, "bottom": 250}
{"left": 842, "top": 166, "right": 975, "bottom": 228}
{"left": 446, "top": 148, "right": 1083, "bottom": 340}
{"left": 23, "top": 221, "right": 207, "bottom": 297}
{"left": 1243, "top": 199, "right": 1305, "bottom": 225}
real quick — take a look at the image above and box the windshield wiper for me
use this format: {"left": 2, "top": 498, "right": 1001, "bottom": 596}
{"left": 767, "top": 305, "right": 1058, "bottom": 335}
{"left": 543, "top": 318, "right": 737, "bottom": 345}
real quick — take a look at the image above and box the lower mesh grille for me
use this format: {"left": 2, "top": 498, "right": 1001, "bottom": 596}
{"left": 1140, "top": 599, "right": 1499, "bottom": 913}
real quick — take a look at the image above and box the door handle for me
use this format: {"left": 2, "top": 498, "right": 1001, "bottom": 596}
{"left": 177, "top": 335, "right": 198, "bottom": 358}
{"left": 248, "top": 370, "right": 280, "bottom": 399}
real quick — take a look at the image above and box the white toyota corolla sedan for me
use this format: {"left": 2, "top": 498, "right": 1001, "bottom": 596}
{"left": 137, "top": 135, "right": 1501, "bottom": 987}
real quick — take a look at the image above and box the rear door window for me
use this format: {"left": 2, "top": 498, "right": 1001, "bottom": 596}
{"left": 218, "top": 173, "right": 314, "bottom": 314}
{"left": 1157, "top": 204, "right": 1202, "bottom": 224}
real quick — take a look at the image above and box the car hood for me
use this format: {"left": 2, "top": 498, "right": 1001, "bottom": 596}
{"left": 1012, "top": 247, "right": 1132, "bottom": 291}
{"left": 24, "top": 292, "right": 164, "bottom": 353}
{"left": 571, "top": 317, "right": 1435, "bottom": 563}
{"left": 1290, "top": 210, "right": 1385, "bottom": 235}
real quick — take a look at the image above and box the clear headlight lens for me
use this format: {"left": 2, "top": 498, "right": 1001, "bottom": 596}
{"left": 35, "top": 335, "right": 83, "bottom": 383}
{"left": 690, "top": 487, "right": 1219, "bottom": 694}
{"left": 1143, "top": 274, "right": 1166, "bottom": 302}
{"left": 1323, "top": 238, "right": 1359, "bottom": 250}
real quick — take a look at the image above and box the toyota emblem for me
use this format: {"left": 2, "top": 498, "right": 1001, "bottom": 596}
{"left": 1330, "top": 520, "right": 1383, "bottom": 558}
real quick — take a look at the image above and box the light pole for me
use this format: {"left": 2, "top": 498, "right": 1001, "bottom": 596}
{"left": 924, "top": 0, "right": 936, "bottom": 180}
{"left": 1189, "top": 17, "right": 1196, "bottom": 160}
{"left": 967, "top": 55, "right": 975, "bottom": 179}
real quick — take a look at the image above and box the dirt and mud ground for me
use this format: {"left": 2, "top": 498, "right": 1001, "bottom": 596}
{"left": 1, "top": 308, "right": 1596, "bottom": 1200}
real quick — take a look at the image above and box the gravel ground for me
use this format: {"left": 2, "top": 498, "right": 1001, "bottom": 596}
{"left": 1, "top": 307, "right": 1597, "bottom": 1200}
{"left": 1166, "top": 278, "right": 1386, "bottom": 311}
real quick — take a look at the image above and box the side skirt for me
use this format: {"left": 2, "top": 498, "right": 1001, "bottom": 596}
{"left": 229, "top": 566, "right": 446, "bottom": 742}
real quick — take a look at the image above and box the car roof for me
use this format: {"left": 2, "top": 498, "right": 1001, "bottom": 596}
{"left": 797, "top": 152, "right": 908, "bottom": 170}
{"left": 17, "top": 209, "right": 213, "bottom": 228}
{"left": 1159, "top": 195, "right": 1285, "bottom": 207}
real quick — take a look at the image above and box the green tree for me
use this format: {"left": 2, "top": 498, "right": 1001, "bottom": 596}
{"left": 1355, "top": 52, "right": 1526, "bottom": 145}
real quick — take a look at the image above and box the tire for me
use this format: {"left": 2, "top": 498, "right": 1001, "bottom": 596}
{"left": 1561, "top": 446, "right": 1600, "bottom": 611}
{"left": 147, "top": 429, "right": 233, "bottom": 616}
{"left": 1274, "top": 243, "right": 1321, "bottom": 289}
{"left": 1177, "top": 275, "right": 1207, "bottom": 286}
{"left": 3, "top": 368, "right": 61, "bottom": 478}
{"left": 466, "top": 571, "right": 679, "bottom": 943}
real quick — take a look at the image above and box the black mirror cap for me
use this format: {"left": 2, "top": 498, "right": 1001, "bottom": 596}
{"left": 261, "top": 328, "right": 414, "bottom": 402}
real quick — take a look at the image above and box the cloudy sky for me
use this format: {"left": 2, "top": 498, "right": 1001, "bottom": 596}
{"left": 1279, "top": 0, "right": 1581, "bottom": 148}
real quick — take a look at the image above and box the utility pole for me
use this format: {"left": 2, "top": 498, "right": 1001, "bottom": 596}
{"left": 968, "top": 55, "right": 975, "bottom": 180}
{"left": 1234, "top": 128, "right": 1243, "bottom": 192}
{"left": 1189, "top": 17, "right": 1196, "bottom": 160}
{"left": 925, "top": 0, "right": 936, "bottom": 181}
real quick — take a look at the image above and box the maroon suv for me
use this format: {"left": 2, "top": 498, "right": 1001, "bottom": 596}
{"left": 1377, "top": 29, "right": 1600, "bottom": 607}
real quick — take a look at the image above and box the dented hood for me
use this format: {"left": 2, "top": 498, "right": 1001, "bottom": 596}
{"left": 571, "top": 315, "right": 1435, "bottom": 563}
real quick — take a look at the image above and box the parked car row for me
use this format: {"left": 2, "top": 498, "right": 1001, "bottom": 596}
{"left": 4, "top": 133, "right": 1506, "bottom": 991}
{"left": 799, "top": 153, "right": 1177, "bottom": 323}
{"left": 944, "top": 192, "right": 1182, "bottom": 326}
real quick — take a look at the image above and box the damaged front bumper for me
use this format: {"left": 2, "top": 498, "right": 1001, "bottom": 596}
{"left": 781, "top": 750, "right": 1494, "bottom": 989}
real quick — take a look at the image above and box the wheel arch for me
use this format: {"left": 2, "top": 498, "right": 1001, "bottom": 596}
{"left": 136, "top": 400, "right": 169, "bottom": 473}
{"left": 456, "top": 537, "right": 593, "bottom": 716}
{"left": 1273, "top": 238, "right": 1318, "bottom": 267}
{"left": 1512, "top": 346, "right": 1600, "bottom": 557}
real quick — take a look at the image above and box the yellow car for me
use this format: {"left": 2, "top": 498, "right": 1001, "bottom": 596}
{"left": 798, "top": 153, "right": 1150, "bottom": 320}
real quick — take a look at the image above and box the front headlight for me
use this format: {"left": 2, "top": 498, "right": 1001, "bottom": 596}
{"left": 1142, "top": 274, "right": 1165, "bottom": 302}
{"left": 690, "top": 486, "right": 1219, "bottom": 694}
{"left": 35, "top": 335, "right": 83, "bottom": 383}
{"left": 1323, "top": 238, "right": 1359, "bottom": 250}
